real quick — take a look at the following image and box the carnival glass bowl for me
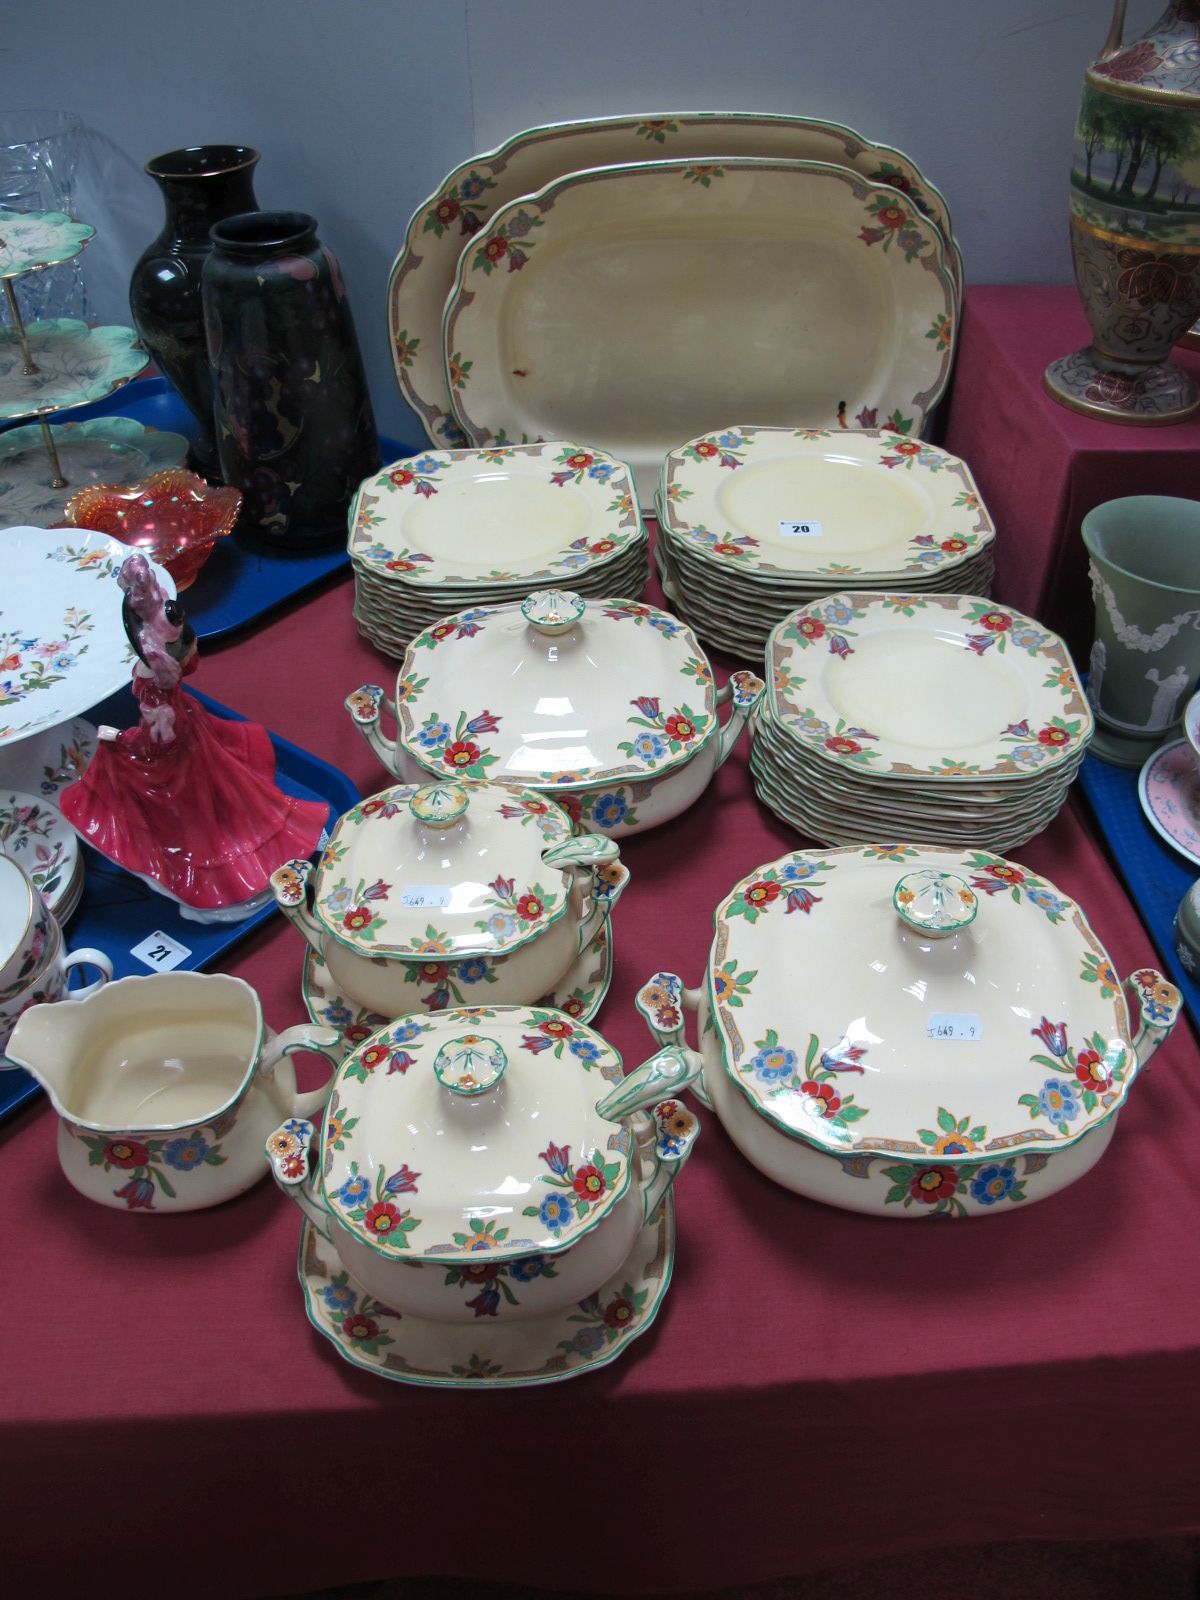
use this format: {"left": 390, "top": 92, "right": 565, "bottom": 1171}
{"left": 64, "top": 468, "right": 241, "bottom": 588}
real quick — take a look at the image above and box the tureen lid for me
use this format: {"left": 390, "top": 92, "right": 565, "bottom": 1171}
{"left": 313, "top": 778, "right": 588, "bottom": 958}
{"left": 318, "top": 1004, "right": 632, "bottom": 1262}
{"left": 393, "top": 591, "right": 717, "bottom": 788}
{"left": 706, "top": 844, "right": 1155, "bottom": 1159}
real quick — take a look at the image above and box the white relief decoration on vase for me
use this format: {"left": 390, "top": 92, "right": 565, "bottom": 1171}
{"left": 1090, "top": 570, "right": 1200, "bottom": 654}
{"left": 1145, "top": 664, "right": 1191, "bottom": 731}
{"left": 1087, "top": 638, "right": 1106, "bottom": 710}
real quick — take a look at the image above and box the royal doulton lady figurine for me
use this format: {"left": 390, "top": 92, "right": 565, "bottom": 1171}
{"left": 59, "top": 554, "right": 325, "bottom": 916}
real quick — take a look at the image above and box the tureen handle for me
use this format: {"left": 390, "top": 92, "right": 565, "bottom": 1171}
{"left": 264, "top": 1116, "right": 333, "bottom": 1241}
{"left": 714, "top": 670, "right": 765, "bottom": 769}
{"left": 269, "top": 858, "right": 325, "bottom": 958}
{"left": 595, "top": 1045, "right": 703, "bottom": 1223}
{"left": 543, "top": 834, "right": 628, "bottom": 954}
{"left": 635, "top": 971, "right": 712, "bottom": 1108}
{"left": 344, "top": 684, "right": 401, "bottom": 777}
{"left": 258, "top": 1023, "right": 342, "bottom": 1121}
{"left": 1123, "top": 968, "right": 1182, "bottom": 1069}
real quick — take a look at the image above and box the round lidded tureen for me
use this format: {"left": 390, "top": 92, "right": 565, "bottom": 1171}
{"left": 265, "top": 1003, "right": 702, "bottom": 1321}
{"left": 345, "top": 590, "right": 764, "bottom": 836}
{"left": 270, "top": 777, "right": 627, "bottom": 1019}
{"left": 636, "top": 844, "right": 1182, "bottom": 1218}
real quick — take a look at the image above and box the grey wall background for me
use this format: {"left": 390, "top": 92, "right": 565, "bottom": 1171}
{"left": 3, "top": 0, "right": 1144, "bottom": 441}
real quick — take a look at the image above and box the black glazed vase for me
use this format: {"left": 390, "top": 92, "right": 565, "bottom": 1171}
{"left": 202, "top": 211, "right": 380, "bottom": 547}
{"left": 129, "top": 145, "right": 260, "bottom": 475}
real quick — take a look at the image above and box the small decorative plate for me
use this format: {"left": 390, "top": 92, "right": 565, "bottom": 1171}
{"left": 0, "top": 418, "right": 190, "bottom": 529}
{"left": 0, "top": 320, "right": 149, "bottom": 422}
{"left": 350, "top": 442, "right": 643, "bottom": 586}
{"left": 443, "top": 159, "right": 956, "bottom": 504}
{"left": 0, "top": 208, "right": 95, "bottom": 278}
{"left": 1139, "top": 740, "right": 1200, "bottom": 869}
{"left": 659, "top": 426, "right": 994, "bottom": 580}
{"left": 296, "top": 1192, "right": 672, "bottom": 1388}
{"left": 767, "top": 593, "right": 1092, "bottom": 781}
{"left": 0, "top": 527, "right": 175, "bottom": 747}
{"left": 0, "top": 788, "right": 79, "bottom": 916}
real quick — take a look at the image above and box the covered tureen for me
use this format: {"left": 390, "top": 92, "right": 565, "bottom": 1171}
{"left": 265, "top": 1003, "right": 701, "bottom": 1321}
{"left": 637, "top": 844, "right": 1181, "bottom": 1217}
{"left": 346, "top": 589, "right": 764, "bottom": 835}
{"left": 270, "top": 778, "right": 625, "bottom": 1018}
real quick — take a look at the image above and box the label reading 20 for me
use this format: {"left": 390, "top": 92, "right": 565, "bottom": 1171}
{"left": 779, "top": 520, "right": 823, "bottom": 539}
{"left": 926, "top": 1012, "right": 983, "bottom": 1042}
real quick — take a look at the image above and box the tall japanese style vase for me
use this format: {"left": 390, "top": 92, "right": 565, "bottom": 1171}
{"left": 1045, "top": 1, "right": 1200, "bottom": 424}
{"left": 202, "top": 211, "right": 379, "bottom": 547}
{"left": 129, "top": 146, "right": 260, "bottom": 474}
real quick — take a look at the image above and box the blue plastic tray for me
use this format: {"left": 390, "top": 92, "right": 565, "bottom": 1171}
{"left": 6, "top": 375, "right": 413, "bottom": 644}
{"left": 1076, "top": 752, "right": 1200, "bottom": 1025}
{"left": 0, "top": 685, "right": 358, "bottom": 1127}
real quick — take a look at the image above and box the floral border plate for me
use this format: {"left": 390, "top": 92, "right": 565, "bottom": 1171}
{"left": 767, "top": 594, "right": 1092, "bottom": 781}
{"left": 443, "top": 159, "right": 957, "bottom": 506}
{"left": 0, "top": 715, "right": 95, "bottom": 798}
{"left": 0, "top": 527, "right": 175, "bottom": 747}
{"left": 1138, "top": 739, "right": 1200, "bottom": 869}
{"left": 388, "top": 110, "right": 959, "bottom": 449}
{"left": 0, "top": 320, "right": 149, "bottom": 422}
{"left": 0, "top": 208, "right": 95, "bottom": 278}
{"left": 296, "top": 1191, "right": 672, "bottom": 1388}
{"left": 0, "top": 789, "right": 79, "bottom": 917}
{"left": 0, "top": 417, "right": 190, "bottom": 529}
{"left": 659, "top": 427, "right": 994, "bottom": 580}
{"left": 350, "top": 441, "right": 643, "bottom": 586}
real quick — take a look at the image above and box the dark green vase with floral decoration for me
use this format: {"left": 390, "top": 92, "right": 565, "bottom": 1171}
{"left": 202, "top": 211, "right": 379, "bottom": 546}
{"left": 1045, "top": 0, "right": 1200, "bottom": 423}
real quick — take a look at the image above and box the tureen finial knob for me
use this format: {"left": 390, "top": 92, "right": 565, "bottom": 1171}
{"left": 433, "top": 1034, "right": 508, "bottom": 1097}
{"left": 521, "top": 589, "right": 586, "bottom": 635}
{"left": 409, "top": 782, "right": 469, "bottom": 828}
{"left": 893, "top": 868, "right": 978, "bottom": 939}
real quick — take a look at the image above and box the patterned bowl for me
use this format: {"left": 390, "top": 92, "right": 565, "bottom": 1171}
{"left": 63, "top": 468, "right": 241, "bottom": 589}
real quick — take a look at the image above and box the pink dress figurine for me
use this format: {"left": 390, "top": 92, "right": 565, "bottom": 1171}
{"left": 60, "top": 553, "right": 326, "bottom": 912}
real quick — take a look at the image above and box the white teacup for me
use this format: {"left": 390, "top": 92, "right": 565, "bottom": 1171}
{"left": 0, "top": 853, "right": 59, "bottom": 1002}
{"left": 0, "top": 917, "right": 111, "bottom": 1063}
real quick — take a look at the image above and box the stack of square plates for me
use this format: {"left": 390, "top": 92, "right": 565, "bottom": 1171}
{"left": 350, "top": 441, "right": 648, "bottom": 656}
{"left": 655, "top": 426, "right": 995, "bottom": 660}
{"left": 751, "top": 592, "right": 1092, "bottom": 852}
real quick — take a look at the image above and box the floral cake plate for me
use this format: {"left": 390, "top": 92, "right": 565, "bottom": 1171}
{"left": 295, "top": 1192, "right": 672, "bottom": 1388}
{"left": 300, "top": 916, "right": 614, "bottom": 1050}
{"left": 443, "top": 159, "right": 957, "bottom": 506}
{"left": 0, "top": 527, "right": 175, "bottom": 747}
{"left": 389, "top": 110, "right": 960, "bottom": 449}
{"left": 0, "top": 417, "right": 190, "bottom": 529}
{"left": 1138, "top": 739, "right": 1200, "bottom": 869}
{"left": 0, "top": 320, "right": 148, "bottom": 422}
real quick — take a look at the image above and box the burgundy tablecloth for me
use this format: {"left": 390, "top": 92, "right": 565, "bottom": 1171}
{"left": 944, "top": 286, "right": 1200, "bottom": 663}
{"left": 3, "top": 547, "right": 1200, "bottom": 1598}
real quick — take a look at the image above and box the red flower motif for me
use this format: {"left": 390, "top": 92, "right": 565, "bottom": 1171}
{"left": 385, "top": 558, "right": 415, "bottom": 573}
{"left": 359, "top": 798, "right": 388, "bottom": 817}
{"left": 483, "top": 236, "right": 507, "bottom": 263}
{"left": 978, "top": 611, "right": 1012, "bottom": 633}
{"left": 360, "top": 1043, "right": 389, "bottom": 1072}
{"left": 566, "top": 452, "right": 594, "bottom": 469}
{"left": 343, "top": 906, "right": 375, "bottom": 933}
{"left": 345, "top": 1024, "right": 372, "bottom": 1045}
{"left": 435, "top": 197, "right": 460, "bottom": 226}
{"left": 1037, "top": 724, "right": 1070, "bottom": 746}
{"left": 590, "top": 539, "right": 616, "bottom": 554}
{"left": 539, "top": 1018, "right": 573, "bottom": 1038}
{"left": 825, "top": 735, "right": 861, "bottom": 755}
{"left": 603, "top": 1295, "right": 635, "bottom": 1328}
{"left": 797, "top": 617, "right": 826, "bottom": 640}
{"left": 461, "top": 1261, "right": 500, "bottom": 1283}
{"left": 443, "top": 739, "right": 480, "bottom": 769}
{"left": 941, "top": 537, "right": 967, "bottom": 553}
{"left": 744, "top": 879, "right": 781, "bottom": 907}
{"left": 573, "top": 1164, "right": 606, "bottom": 1202}
{"left": 104, "top": 1138, "right": 150, "bottom": 1169}
{"left": 363, "top": 1200, "right": 405, "bottom": 1237}
{"left": 342, "top": 1313, "right": 380, "bottom": 1341}
{"left": 712, "top": 542, "right": 745, "bottom": 556}
{"left": 1074, "top": 1049, "right": 1112, "bottom": 1094}
{"left": 388, "top": 468, "right": 414, "bottom": 487}
{"left": 418, "top": 962, "right": 449, "bottom": 983}
{"left": 909, "top": 1166, "right": 958, "bottom": 1205}
{"left": 281, "top": 1152, "right": 305, "bottom": 1178}
{"left": 430, "top": 622, "right": 455, "bottom": 640}
{"left": 693, "top": 442, "right": 719, "bottom": 458}
{"left": 893, "top": 440, "right": 922, "bottom": 455}
{"left": 877, "top": 204, "right": 906, "bottom": 230}
{"left": 986, "top": 864, "right": 1023, "bottom": 884}
{"left": 1093, "top": 40, "right": 1163, "bottom": 83}
{"left": 516, "top": 893, "right": 543, "bottom": 921}
{"left": 800, "top": 1080, "right": 842, "bottom": 1117}
{"left": 0, "top": 653, "right": 20, "bottom": 672}
{"left": 664, "top": 713, "right": 697, "bottom": 742}
{"left": 562, "top": 996, "right": 585, "bottom": 1017}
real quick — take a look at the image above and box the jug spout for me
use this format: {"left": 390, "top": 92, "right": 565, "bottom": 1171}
{"left": 7, "top": 992, "right": 96, "bottom": 1113}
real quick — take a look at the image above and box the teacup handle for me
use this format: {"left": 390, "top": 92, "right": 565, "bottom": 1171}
{"left": 62, "top": 948, "right": 113, "bottom": 999}
{"left": 259, "top": 1023, "right": 342, "bottom": 1120}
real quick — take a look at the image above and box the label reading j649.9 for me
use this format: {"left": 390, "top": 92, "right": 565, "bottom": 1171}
{"left": 926, "top": 1012, "right": 983, "bottom": 1042}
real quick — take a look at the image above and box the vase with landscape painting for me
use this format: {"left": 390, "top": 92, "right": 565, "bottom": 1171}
{"left": 1044, "top": 0, "right": 1200, "bottom": 424}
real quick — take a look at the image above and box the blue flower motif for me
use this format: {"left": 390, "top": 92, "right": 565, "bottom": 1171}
{"left": 1038, "top": 1078, "right": 1081, "bottom": 1127}
{"left": 1143, "top": 996, "right": 1171, "bottom": 1023}
{"left": 780, "top": 861, "right": 819, "bottom": 881}
{"left": 393, "top": 1018, "right": 423, "bottom": 1043}
{"left": 717, "top": 431, "right": 744, "bottom": 448}
{"left": 51, "top": 653, "right": 75, "bottom": 671}
{"left": 590, "top": 792, "right": 628, "bottom": 828}
{"left": 569, "top": 1037, "right": 602, "bottom": 1064}
{"left": 647, "top": 615, "right": 681, "bottom": 637}
{"left": 321, "top": 1280, "right": 357, "bottom": 1314}
{"left": 1026, "top": 886, "right": 1065, "bottom": 917}
{"left": 970, "top": 1163, "right": 1016, "bottom": 1206}
{"left": 418, "top": 719, "right": 451, "bottom": 749}
{"left": 509, "top": 1254, "right": 552, "bottom": 1282}
{"left": 457, "top": 957, "right": 488, "bottom": 984}
{"left": 163, "top": 1134, "right": 209, "bottom": 1171}
{"left": 657, "top": 1131, "right": 685, "bottom": 1157}
{"left": 749, "top": 1044, "right": 798, "bottom": 1083}
{"left": 822, "top": 598, "right": 855, "bottom": 624}
{"left": 538, "top": 1193, "right": 574, "bottom": 1233}
{"left": 632, "top": 732, "right": 667, "bottom": 763}
{"left": 412, "top": 455, "right": 440, "bottom": 474}
{"left": 561, "top": 552, "right": 588, "bottom": 568}
{"left": 506, "top": 211, "right": 536, "bottom": 239}
{"left": 460, "top": 174, "right": 487, "bottom": 201}
{"left": 568, "top": 1325, "right": 607, "bottom": 1354}
{"left": 337, "top": 1173, "right": 372, "bottom": 1207}
{"left": 586, "top": 462, "right": 615, "bottom": 481}
{"left": 487, "top": 911, "right": 518, "bottom": 941}
{"left": 322, "top": 1001, "right": 354, "bottom": 1029}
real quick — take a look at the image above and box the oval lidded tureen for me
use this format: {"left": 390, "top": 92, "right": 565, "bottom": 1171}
{"left": 636, "top": 844, "right": 1182, "bottom": 1218}
{"left": 270, "top": 777, "right": 626, "bottom": 1018}
{"left": 345, "top": 589, "right": 764, "bottom": 836}
{"left": 265, "top": 1003, "right": 702, "bottom": 1321}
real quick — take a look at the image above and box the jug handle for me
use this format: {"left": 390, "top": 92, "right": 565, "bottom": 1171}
{"left": 1100, "top": 0, "right": 1126, "bottom": 59}
{"left": 259, "top": 1023, "right": 341, "bottom": 1120}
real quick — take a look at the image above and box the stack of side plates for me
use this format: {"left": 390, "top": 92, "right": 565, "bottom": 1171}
{"left": 655, "top": 427, "right": 995, "bottom": 661}
{"left": 0, "top": 787, "right": 83, "bottom": 926}
{"left": 350, "top": 441, "right": 648, "bottom": 656}
{"left": 751, "top": 592, "right": 1092, "bottom": 853}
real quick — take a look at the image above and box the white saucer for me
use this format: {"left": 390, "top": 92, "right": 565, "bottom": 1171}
{"left": 0, "top": 788, "right": 80, "bottom": 920}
